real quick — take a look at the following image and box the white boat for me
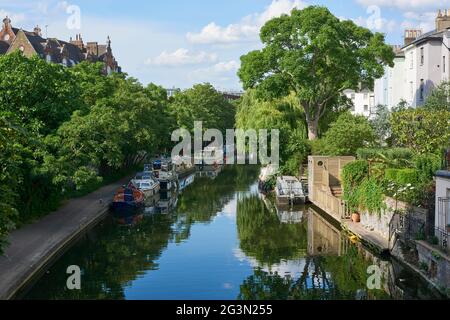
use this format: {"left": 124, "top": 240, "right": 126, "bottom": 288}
{"left": 194, "top": 146, "right": 223, "bottom": 166}
{"left": 173, "top": 155, "right": 196, "bottom": 179}
{"left": 275, "top": 176, "right": 306, "bottom": 205}
{"left": 151, "top": 159, "right": 178, "bottom": 191}
{"left": 130, "top": 172, "right": 160, "bottom": 206}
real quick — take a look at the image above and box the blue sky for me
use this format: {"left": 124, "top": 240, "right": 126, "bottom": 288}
{"left": 1, "top": 0, "right": 448, "bottom": 90}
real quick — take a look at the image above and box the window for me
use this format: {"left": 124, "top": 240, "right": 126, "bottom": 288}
{"left": 420, "top": 79, "right": 424, "bottom": 101}
{"left": 19, "top": 45, "right": 24, "bottom": 53}
{"left": 420, "top": 47, "right": 424, "bottom": 66}
{"left": 364, "top": 105, "right": 369, "bottom": 112}
{"left": 410, "top": 52, "right": 414, "bottom": 69}
{"left": 351, "top": 93, "right": 355, "bottom": 100}
{"left": 46, "top": 54, "right": 52, "bottom": 63}
{"left": 62, "top": 58, "right": 68, "bottom": 67}
{"left": 410, "top": 82, "right": 414, "bottom": 100}
{"left": 363, "top": 93, "right": 368, "bottom": 100}
{"left": 3, "top": 34, "right": 9, "bottom": 41}
{"left": 444, "top": 56, "right": 446, "bottom": 74}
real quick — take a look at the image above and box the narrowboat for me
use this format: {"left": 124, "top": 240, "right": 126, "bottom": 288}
{"left": 112, "top": 185, "right": 145, "bottom": 213}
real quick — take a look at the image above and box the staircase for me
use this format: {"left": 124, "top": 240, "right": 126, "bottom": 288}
{"left": 330, "top": 186, "right": 343, "bottom": 198}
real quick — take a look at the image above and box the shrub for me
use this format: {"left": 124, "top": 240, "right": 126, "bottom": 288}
{"left": 385, "top": 148, "right": 414, "bottom": 160}
{"left": 356, "top": 147, "right": 414, "bottom": 162}
{"left": 358, "top": 177, "right": 385, "bottom": 215}
{"left": 385, "top": 168, "right": 399, "bottom": 181}
{"left": 342, "top": 160, "right": 369, "bottom": 191}
{"left": 396, "top": 169, "right": 420, "bottom": 185}
{"left": 413, "top": 153, "right": 443, "bottom": 182}
{"left": 342, "top": 160, "right": 370, "bottom": 213}
{"left": 317, "top": 112, "right": 377, "bottom": 156}
{"left": 356, "top": 148, "right": 384, "bottom": 160}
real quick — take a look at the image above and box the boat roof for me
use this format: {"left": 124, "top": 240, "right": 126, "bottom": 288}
{"left": 278, "top": 176, "right": 300, "bottom": 182}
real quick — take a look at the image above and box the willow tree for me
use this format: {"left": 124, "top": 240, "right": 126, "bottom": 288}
{"left": 238, "top": 6, "right": 394, "bottom": 140}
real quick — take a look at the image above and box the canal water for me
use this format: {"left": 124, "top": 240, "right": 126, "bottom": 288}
{"left": 24, "top": 166, "right": 443, "bottom": 300}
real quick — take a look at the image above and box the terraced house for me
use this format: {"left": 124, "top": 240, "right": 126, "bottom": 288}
{"left": 0, "top": 16, "right": 120, "bottom": 74}
{"left": 375, "top": 10, "right": 450, "bottom": 109}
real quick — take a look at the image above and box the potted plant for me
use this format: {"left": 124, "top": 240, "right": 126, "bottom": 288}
{"left": 351, "top": 212, "right": 361, "bottom": 223}
{"left": 346, "top": 190, "right": 361, "bottom": 223}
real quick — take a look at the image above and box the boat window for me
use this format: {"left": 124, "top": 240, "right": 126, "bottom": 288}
{"left": 317, "top": 161, "right": 324, "bottom": 167}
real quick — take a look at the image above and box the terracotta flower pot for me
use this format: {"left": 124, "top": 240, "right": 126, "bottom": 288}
{"left": 351, "top": 213, "right": 361, "bottom": 223}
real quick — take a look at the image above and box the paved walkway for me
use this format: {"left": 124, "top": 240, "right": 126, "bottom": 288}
{"left": 0, "top": 176, "right": 131, "bottom": 300}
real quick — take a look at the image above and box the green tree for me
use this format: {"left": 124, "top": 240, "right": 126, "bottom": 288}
{"left": 238, "top": 6, "right": 394, "bottom": 140}
{"left": 424, "top": 81, "right": 450, "bottom": 112}
{"left": 391, "top": 108, "right": 450, "bottom": 154}
{"left": 169, "top": 83, "right": 235, "bottom": 134}
{"left": 370, "top": 104, "right": 392, "bottom": 145}
{"left": 313, "top": 112, "right": 376, "bottom": 156}
{"left": 236, "top": 90, "right": 308, "bottom": 172}
{"left": 0, "top": 52, "right": 82, "bottom": 134}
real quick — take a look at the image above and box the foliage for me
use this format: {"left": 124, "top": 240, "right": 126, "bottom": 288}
{"left": 312, "top": 112, "right": 376, "bottom": 156}
{"left": 424, "top": 81, "right": 450, "bottom": 112}
{"left": 413, "top": 153, "right": 443, "bottom": 182}
{"left": 370, "top": 104, "right": 392, "bottom": 145}
{"left": 357, "top": 148, "right": 413, "bottom": 164}
{"left": 238, "top": 6, "right": 394, "bottom": 140}
{"left": 390, "top": 108, "right": 450, "bottom": 155}
{"left": 342, "top": 160, "right": 369, "bottom": 212}
{"left": 237, "top": 195, "right": 308, "bottom": 265}
{"left": 357, "top": 177, "right": 385, "bottom": 215}
{"left": 169, "top": 83, "right": 235, "bottom": 134}
{"left": 0, "top": 52, "right": 83, "bottom": 134}
{"left": 0, "top": 53, "right": 236, "bottom": 253}
{"left": 236, "top": 90, "right": 309, "bottom": 175}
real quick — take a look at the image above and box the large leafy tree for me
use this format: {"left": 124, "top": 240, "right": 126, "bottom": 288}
{"left": 238, "top": 6, "right": 394, "bottom": 140}
{"left": 169, "top": 83, "right": 236, "bottom": 134}
{"left": 0, "top": 52, "right": 82, "bottom": 134}
{"left": 391, "top": 108, "right": 450, "bottom": 155}
{"left": 312, "top": 112, "right": 377, "bottom": 156}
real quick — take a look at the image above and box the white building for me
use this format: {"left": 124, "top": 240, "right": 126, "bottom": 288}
{"left": 374, "top": 46, "right": 406, "bottom": 109}
{"left": 375, "top": 11, "right": 450, "bottom": 109}
{"left": 344, "top": 89, "right": 375, "bottom": 118}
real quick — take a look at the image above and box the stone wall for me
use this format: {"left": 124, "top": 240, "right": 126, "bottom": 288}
{"left": 360, "top": 197, "right": 428, "bottom": 240}
{"left": 416, "top": 240, "right": 450, "bottom": 292}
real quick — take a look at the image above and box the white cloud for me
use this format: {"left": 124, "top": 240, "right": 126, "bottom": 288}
{"left": 356, "top": 0, "right": 450, "bottom": 10}
{"left": 352, "top": 5, "right": 397, "bottom": 33}
{"left": 211, "top": 60, "right": 240, "bottom": 73}
{"left": 401, "top": 11, "right": 436, "bottom": 32}
{"left": 186, "top": 0, "right": 307, "bottom": 44}
{"left": 188, "top": 60, "right": 241, "bottom": 90}
{"left": 145, "top": 48, "right": 218, "bottom": 67}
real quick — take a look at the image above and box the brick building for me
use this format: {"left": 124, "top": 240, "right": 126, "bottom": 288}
{"left": 0, "top": 16, "right": 120, "bottom": 74}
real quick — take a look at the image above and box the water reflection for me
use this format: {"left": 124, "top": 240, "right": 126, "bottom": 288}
{"left": 23, "top": 166, "right": 443, "bottom": 300}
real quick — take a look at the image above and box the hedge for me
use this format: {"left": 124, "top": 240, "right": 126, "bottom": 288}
{"left": 385, "top": 168, "right": 420, "bottom": 185}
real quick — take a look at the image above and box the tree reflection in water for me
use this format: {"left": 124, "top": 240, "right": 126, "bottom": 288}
{"left": 236, "top": 194, "right": 391, "bottom": 300}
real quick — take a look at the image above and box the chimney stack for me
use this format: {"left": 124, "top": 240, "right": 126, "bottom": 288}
{"left": 70, "top": 33, "right": 84, "bottom": 50}
{"left": 436, "top": 9, "right": 450, "bottom": 31}
{"left": 33, "top": 25, "right": 42, "bottom": 37}
{"left": 404, "top": 29, "right": 422, "bottom": 46}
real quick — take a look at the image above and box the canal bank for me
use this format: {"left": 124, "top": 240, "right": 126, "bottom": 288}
{"left": 0, "top": 175, "right": 133, "bottom": 300}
